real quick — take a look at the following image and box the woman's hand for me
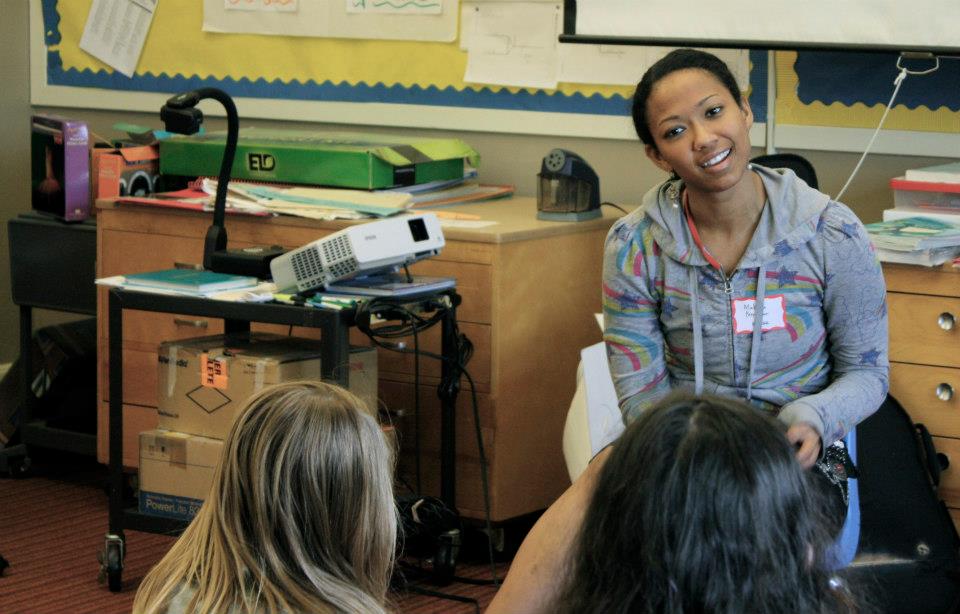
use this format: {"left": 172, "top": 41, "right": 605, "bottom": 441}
{"left": 785, "top": 422, "right": 822, "bottom": 470}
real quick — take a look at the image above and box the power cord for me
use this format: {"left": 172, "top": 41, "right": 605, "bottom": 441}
{"left": 354, "top": 292, "right": 500, "bottom": 589}
{"left": 601, "top": 201, "right": 629, "bottom": 215}
{"left": 835, "top": 53, "right": 942, "bottom": 202}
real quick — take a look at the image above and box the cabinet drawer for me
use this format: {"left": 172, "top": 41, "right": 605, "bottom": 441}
{"left": 358, "top": 322, "right": 492, "bottom": 390}
{"left": 409, "top": 259, "right": 492, "bottom": 324}
{"left": 381, "top": 380, "right": 495, "bottom": 462}
{"left": 888, "top": 292, "right": 960, "bottom": 368}
{"left": 108, "top": 309, "right": 226, "bottom": 352}
{"left": 884, "top": 263, "right": 960, "bottom": 298}
{"left": 384, "top": 377, "right": 497, "bottom": 518}
{"left": 96, "top": 400, "right": 159, "bottom": 468}
{"left": 934, "top": 436, "right": 960, "bottom": 510}
{"left": 100, "top": 230, "right": 205, "bottom": 276}
{"left": 891, "top": 362, "right": 960, "bottom": 438}
{"left": 99, "top": 348, "right": 160, "bottom": 406}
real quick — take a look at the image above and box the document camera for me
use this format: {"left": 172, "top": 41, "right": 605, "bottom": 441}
{"left": 269, "top": 212, "right": 445, "bottom": 292}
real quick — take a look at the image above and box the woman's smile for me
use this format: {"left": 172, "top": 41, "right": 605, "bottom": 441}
{"left": 700, "top": 148, "right": 732, "bottom": 170}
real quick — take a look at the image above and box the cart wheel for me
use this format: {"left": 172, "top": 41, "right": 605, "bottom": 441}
{"left": 106, "top": 541, "right": 123, "bottom": 592}
{"left": 6, "top": 455, "right": 32, "bottom": 479}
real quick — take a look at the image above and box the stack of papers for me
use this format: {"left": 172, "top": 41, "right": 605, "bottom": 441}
{"left": 905, "top": 161, "right": 960, "bottom": 185}
{"left": 118, "top": 178, "right": 413, "bottom": 221}
{"left": 866, "top": 216, "right": 960, "bottom": 266}
{"left": 874, "top": 246, "right": 960, "bottom": 267}
{"left": 866, "top": 216, "right": 960, "bottom": 251}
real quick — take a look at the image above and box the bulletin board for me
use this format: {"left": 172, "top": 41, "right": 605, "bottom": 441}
{"left": 31, "top": 1, "right": 957, "bottom": 156}
{"left": 30, "top": 0, "right": 768, "bottom": 141}
{"left": 772, "top": 50, "right": 960, "bottom": 157}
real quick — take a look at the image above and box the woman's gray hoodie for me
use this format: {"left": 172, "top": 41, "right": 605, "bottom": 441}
{"left": 602, "top": 165, "right": 889, "bottom": 445}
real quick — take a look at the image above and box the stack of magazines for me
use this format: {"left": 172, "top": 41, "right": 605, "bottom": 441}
{"left": 865, "top": 216, "right": 960, "bottom": 266}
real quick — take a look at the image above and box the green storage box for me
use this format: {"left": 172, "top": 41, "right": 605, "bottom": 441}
{"left": 159, "top": 129, "right": 479, "bottom": 189}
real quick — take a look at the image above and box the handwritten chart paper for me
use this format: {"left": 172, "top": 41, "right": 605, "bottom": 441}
{"left": 346, "top": 0, "right": 443, "bottom": 15}
{"left": 204, "top": 0, "right": 457, "bottom": 41}
{"left": 79, "top": 0, "right": 157, "bottom": 77}
{"left": 463, "top": 2, "right": 560, "bottom": 89}
{"left": 225, "top": 0, "right": 299, "bottom": 12}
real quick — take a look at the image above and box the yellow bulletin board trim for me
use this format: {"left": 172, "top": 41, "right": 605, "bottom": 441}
{"left": 31, "top": 0, "right": 644, "bottom": 140}
{"left": 773, "top": 51, "right": 959, "bottom": 157}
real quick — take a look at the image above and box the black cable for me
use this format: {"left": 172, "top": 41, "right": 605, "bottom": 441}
{"left": 357, "top": 295, "right": 498, "bottom": 586}
{"left": 412, "top": 314, "right": 422, "bottom": 494}
{"left": 402, "top": 584, "right": 481, "bottom": 614}
{"left": 452, "top": 575, "right": 500, "bottom": 586}
{"left": 396, "top": 561, "right": 483, "bottom": 613}
{"left": 601, "top": 201, "right": 629, "bottom": 215}
{"left": 396, "top": 472, "right": 418, "bottom": 496}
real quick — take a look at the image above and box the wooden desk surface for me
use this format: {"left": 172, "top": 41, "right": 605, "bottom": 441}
{"left": 97, "top": 196, "right": 629, "bottom": 245}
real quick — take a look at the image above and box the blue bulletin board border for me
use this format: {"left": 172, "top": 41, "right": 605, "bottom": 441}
{"left": 39, "top": 0, "right": 770, "bottom": 123}
{"left": 795, "top": 51, "right": 960, "bottom": 111}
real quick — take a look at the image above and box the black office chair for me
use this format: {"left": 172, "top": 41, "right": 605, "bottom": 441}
{"left": 750, "top": 152, "right": 819, "bottom": 190}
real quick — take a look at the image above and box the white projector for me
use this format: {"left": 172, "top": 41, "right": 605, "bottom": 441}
{"left": 270, "top": 212, "right": 445, "bottom": 292}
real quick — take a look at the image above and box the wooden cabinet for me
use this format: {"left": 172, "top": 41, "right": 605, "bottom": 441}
{"left": 884, "top": 263, "right": 960, "bottom": 528}
{"left": 96, "top": 197, "right": 617, "bottom": 521}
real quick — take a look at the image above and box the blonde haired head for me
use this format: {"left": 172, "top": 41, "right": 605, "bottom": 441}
{"left": 134, "top": 381, "right": 396, "bottom": 614}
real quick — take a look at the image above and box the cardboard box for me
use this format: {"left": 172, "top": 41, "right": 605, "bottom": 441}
{"left": 91, "top": 144, "right": 160, "bottom": 200}
{"left": 139, "top": 421, "right": 396, "bottom": 521}
{"left": 159, "top": 129, "right": 478, "bottom": 189}
{"left": 157, "top": 333, "right": 377, "bottom": 439}
{"left": 30, "top": 114, "right": 90, "bottom": 221}
{"left": 138, "top": 429, "right": 222, "bottom": 521}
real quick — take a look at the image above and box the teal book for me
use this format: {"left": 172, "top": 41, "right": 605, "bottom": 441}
{"left": 123, "top": 268, "right": 258, "bottom": 294}
{"left": 866, "top": 216, "right": 960, "bottom": 251}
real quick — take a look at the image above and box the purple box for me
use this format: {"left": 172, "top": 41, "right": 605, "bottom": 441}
{"left": 31, "top": 114, "right": 90, "bottom": 221}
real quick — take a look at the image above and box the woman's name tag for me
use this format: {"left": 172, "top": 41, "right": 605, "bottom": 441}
{"left": 731, "top": 295, "right": 787, "bottom": 334}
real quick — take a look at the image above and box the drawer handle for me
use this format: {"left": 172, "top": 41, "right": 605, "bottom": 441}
{"left": 938, "top": 452, "right": 950, "bottom": 472}
{"left": 173, "top": 318, "right": 209, "bottom": 329}
{"left": 938, "top": 312, "right": 956, "bottom": 331}
{"left": 936, "top": 383, "right": 954, "bottom": 402}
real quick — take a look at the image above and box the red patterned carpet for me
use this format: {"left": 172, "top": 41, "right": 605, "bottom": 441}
{"left": 0, "top": 458, "right": 509, "bottom": 614}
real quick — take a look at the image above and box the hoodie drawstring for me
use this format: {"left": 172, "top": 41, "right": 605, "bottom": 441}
{"left": 746, "top": 263, "right": 767, "bottom": 401}
{"left": 690, "top": 268, "right": 704, "bottom": 395}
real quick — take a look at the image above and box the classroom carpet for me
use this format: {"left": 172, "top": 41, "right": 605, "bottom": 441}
{"left": 0, "top": 455, "right": 508, "bottom": 614}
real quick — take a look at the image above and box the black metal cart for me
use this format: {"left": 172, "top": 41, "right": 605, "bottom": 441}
{"left": 101, "top": 286, "right": 462, "bottom": 591}
{"left": 2, "top": 213, "right": 98, "bottom": 476}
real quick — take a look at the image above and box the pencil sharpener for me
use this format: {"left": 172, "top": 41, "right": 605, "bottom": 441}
{"left": 536, "top": 148, "right": 601, "bottom": 222}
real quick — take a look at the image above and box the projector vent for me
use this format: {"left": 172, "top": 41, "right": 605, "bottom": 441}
{"left": 321, "top": 235, "right": 359, "bottom": 282}
{"left": 290, "top": 247, "right": 326, "bottom": 290}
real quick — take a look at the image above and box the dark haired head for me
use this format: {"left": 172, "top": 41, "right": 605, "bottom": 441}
{"left": 555, "top": 392, "right": 853, "bottom": 614}
{"left": 631, "top": 49, "right": 743, "bottom": 147}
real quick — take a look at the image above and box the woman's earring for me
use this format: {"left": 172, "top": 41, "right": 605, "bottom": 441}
{"left": 666, "top": 183, "right": 680, "bottom": 208}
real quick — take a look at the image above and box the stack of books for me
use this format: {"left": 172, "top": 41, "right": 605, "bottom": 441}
{"left": 96, "top": 268, "right": 264, "bottom": 298}
{"left": 865, "top": 216, "right": 960, "bottom": 266}
{"left": 885, "top": 161, "right": 960, "bottom": 226}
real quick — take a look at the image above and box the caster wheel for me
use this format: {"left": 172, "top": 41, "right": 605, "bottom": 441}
{"left": 107, "top": 567, "right": 122, "bottom": 593}
{"left": 7, "top": 455, "right": 32, "bottom": 479}
{"left": 99, "top": 535, "right": 125, "bottom": 592}
{"left": 106, "top": 541, "right": 123, "bottom": 592}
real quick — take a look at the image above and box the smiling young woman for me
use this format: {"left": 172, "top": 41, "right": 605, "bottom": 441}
{"left": 485, "top": 49, "right": 888, "bottom": 614}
